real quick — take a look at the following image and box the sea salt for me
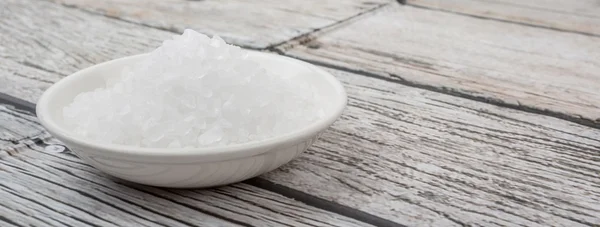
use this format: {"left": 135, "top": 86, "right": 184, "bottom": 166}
{"left": 63, "top": 29, "right": 323, "bottom": 148}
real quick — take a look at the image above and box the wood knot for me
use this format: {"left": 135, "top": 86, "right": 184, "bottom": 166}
{"left": 306, "top": 41, "right": 322, "bottom": 49}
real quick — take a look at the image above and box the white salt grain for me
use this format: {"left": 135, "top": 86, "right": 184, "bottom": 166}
{"left": 63, "top": 29, "right": 323, "bottom": 148}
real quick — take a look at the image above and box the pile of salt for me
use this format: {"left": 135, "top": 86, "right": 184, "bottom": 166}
{"left": 63, "top": 29, "right": 323, "bottom": 148}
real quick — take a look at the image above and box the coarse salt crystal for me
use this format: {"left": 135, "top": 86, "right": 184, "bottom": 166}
{"left": 63, "top": 29, "right": 323, "bottom": 148}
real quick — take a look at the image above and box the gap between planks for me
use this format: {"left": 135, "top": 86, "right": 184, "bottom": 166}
{"left": 0, "top": 93, "right": 36, "bottom": 114}
{"left": 262, "top": 1, "right": 393, "bottom": 51}
{"left": 270, "top": 4, "right": 600, "bottom": 130}
{"left": 44, "top": 0, "right": 394, "bottom": 51}
{"left": 267, "top": 53, "right": 600, "bottom": 131}
{"left": 0, "top": 139, "right": 373, "bottom": 227}
{"left": 404, "top": 0, "right": 600, "bottom": 38}
{"left": 405, "top": 3, "right": 600, "bottom": 38}
{"left": 4, "top": 0, "right": 600, "bottom": 224}
{"left": 0, "top": 93, "right": 403, "bottom": 227}
{"left": 16, "top": 0, "right": 595, "bottom": 131}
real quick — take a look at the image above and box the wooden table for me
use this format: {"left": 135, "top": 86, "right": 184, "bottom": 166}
{"left": 1, "top": 0, "right": 599, "bottom": 226}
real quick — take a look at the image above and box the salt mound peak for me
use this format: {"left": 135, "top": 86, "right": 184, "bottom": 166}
{"left": 63, "top": 29, "right": 323, "bottom": 148}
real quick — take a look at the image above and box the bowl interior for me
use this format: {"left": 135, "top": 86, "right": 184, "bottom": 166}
{"left": 37, "top": 51, "right": 346, "bottom": 156}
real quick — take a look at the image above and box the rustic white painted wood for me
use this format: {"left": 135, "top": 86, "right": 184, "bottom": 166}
{"left": 0, "top": 105, "right": 49, "bottom": 158}
{"left": 407, "top": 0, "right": 600, "bottom": 36}
{"left": 0, "top": 107, "right": 371, "bottom": 227}
{"left": 0, "top": 58, "right": 54, "bottom": 105}
{"left": 281, "top": 4, "right": 600, "bottom": 126}
{"left": 4, "top": 66, "right": 600, "bottom": 226}
{"left": 264, "top": 68, "right": 600, "bottom": 226}
{"left": 0, "top": 0, "right": 175, "bottom": 103}
{"left": 2, "top": 0, "right": 600, "bottom": 226}
{"left": 47, "top": 0, "right": 390, "bottom": 49}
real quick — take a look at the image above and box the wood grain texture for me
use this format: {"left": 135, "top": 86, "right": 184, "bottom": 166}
{"left": 0, "top": 105, "right": 49, "bottom": 158}
{"left": 4, "top": 66, "right": 600, "bottom": 226}
{"left": 4, "top": 67, "right": 600, "bottom": 226}
{"left": 0, "top": 108, "right": 371, "bottom": 227}
{"left": 46, "top": 0, "right": 390, "bottom": 49}
{"left": 281, "top": 4, "right": 600, "bottom": 127}
{"left": 406, "top": 0, "right": 600, "bottom": 36}
{"left": 2, "top": 0, "right": 600, "bottom": 226}
{"left": 261, "top": 67, "right": 600, "bottom": 226}
{"left": 0, "top": 0, "right": 174, "bottom": 103}
{"left": 0, "top": 59, "right": 53, "bottom": 103}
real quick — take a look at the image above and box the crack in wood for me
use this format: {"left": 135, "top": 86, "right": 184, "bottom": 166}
{"left": 267, "top": 2, "right": 392, "bottom": 52}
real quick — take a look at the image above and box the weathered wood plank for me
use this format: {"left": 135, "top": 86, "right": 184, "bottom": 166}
{"left": 265, "top": 68, "right": 600, "bottom": 226}
{"left": 0, "top": 109, "right": 371, "bottom": 227}
{"left": 0, "top": 58, "right": 53, "bottom": 104}
{"left": 5, "top": 65, "right": 600, "bottom": 226}
{"left": 0, "top": 0, "right": 174, "bottom": 103}
{"left": 280, "top": 4, "right": 600, "bottom": 127}
{"left": 46, "top": 0, "right": 391, "bottom": 49}
{"left": 407, "top": 0, "right": 600, "bottom": 37}
{"left": 5, "top": 67, "right": 600, "bottom": 225}
{"left": 2, "top": 0, "right": 600, "bottom": 226}
{"left": 0, "top": 105, "right": 49, "bottom": 157}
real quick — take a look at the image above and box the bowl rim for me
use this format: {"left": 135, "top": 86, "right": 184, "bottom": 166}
{"left": 36, "top": 51, "right": 347, "bottom": 158}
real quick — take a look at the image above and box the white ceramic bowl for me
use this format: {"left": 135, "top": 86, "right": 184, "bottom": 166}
{"left": 36, "top": 51, "right": 346, "bottom": 188}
